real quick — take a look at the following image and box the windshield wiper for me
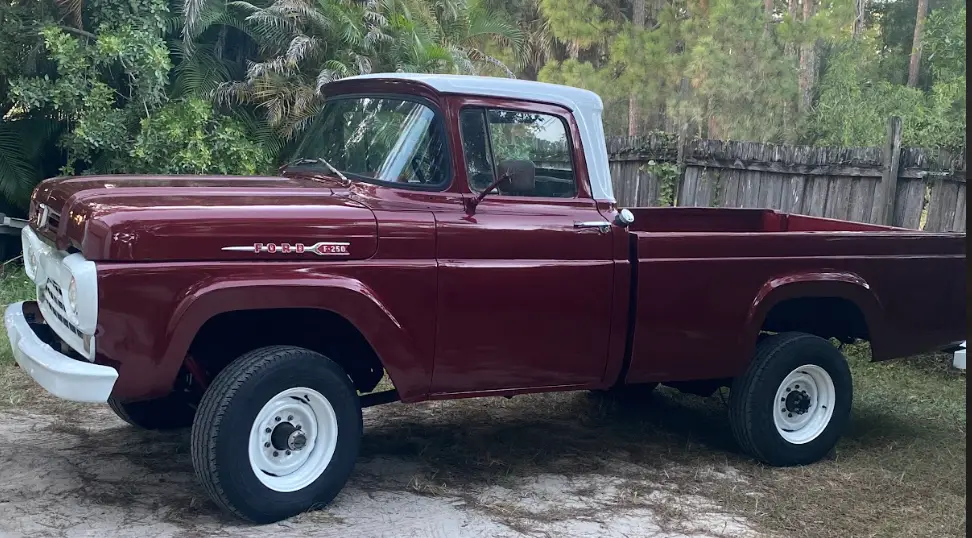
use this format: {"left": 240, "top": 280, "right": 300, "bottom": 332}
{"left": 280, "top": 158, "right": 351, "bottom": 186}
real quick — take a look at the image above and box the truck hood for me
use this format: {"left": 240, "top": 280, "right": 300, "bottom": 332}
{"left": 30, "top": 175, "right": 377, "bottom": 262}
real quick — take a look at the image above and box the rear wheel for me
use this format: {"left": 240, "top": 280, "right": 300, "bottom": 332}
{"left": 729, "top": 332, "right": 852, "bottom": 466}
{"left": 190, "top": 345, "right": 362, "bottom": 523}
{"left": 108, "top": 394, "right": 195, "bottom": 430}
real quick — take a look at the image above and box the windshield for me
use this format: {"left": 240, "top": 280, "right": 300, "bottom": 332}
{"left": 290, "top": 97, "right": 449, "bottom": 188}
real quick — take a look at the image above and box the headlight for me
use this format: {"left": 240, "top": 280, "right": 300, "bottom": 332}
{"left": 23, "top": 242, "right": 38, "bottom": 281}
{"left": 67, "top": 276, "right": 78, "bottom": 315}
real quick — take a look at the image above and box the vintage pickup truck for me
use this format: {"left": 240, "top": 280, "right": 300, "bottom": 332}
{"left": 5, "top": 74, "right": 965, "bottom": 523}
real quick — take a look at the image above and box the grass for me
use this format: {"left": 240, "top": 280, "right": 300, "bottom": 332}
{"left": 0, "top": 267, "right": 965, "bottom": 537}
{"left": 0, "top": 265, "right": 35, "bottom": 407}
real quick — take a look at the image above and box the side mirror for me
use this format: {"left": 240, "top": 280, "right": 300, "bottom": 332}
{"left": 615, "top": 208, "right": 635, "bottom": 228}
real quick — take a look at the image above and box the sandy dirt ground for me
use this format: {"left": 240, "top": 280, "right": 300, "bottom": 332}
{"left": 0, "top": 386, "right": 761, "bottom": 538}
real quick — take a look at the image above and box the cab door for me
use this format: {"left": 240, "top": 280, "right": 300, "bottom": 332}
{"left": 430, "top": 102, "right": 615, "bottom": 395}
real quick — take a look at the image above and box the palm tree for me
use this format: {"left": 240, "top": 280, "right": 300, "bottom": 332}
{"left": 204, "top": 0, "right": 522, "bottom": 138}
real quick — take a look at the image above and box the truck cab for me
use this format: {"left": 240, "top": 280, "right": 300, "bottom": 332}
{"left": 5, "top": 74, "right": 965, "bottom": 524}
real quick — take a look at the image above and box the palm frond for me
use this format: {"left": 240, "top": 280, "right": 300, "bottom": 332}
{"left": 0, "top": 117, "right": 60, "bottom": 208}
{"left": 170, "top": 41, "right": 235, "bottom": 98}
{"left": 55, "top": 0, "right": 84, "bottom": 29}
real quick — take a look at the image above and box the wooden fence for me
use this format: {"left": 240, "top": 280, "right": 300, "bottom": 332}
{"left": 603, "top": 118, "right": 967, "bottom": 232}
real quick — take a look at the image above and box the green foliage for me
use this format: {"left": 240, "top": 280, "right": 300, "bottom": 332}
{"left": 809, "top": 13, "right": 965, "bottom": 150}
{"left": 644, "top": 160, "right": 678, "bottom": 206}
{"left": 0, "top": 0, "right": 966, "bottom": 211}
{"left": 10, "top": 20, "right": 173, "bottom": 174}
{"left": 130, "top": 98, "right": 273, "bottom": 174}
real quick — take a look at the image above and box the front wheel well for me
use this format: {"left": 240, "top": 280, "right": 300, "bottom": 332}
{"left": 760, "top": 297, "right": 870, "bottom": 343}
{"left": 187, "top": 308, "right": 386, "bottom": 394}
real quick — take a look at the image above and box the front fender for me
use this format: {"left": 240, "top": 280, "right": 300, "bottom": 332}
{"left": 746, "top": 271, "right": 888, "bottom": 358}
{"left": 159, "top": 276, "right": 431, "bottom": 401}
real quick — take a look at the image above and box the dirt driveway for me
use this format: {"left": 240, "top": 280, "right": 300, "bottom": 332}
{"left": 0, "top": 372, "right": 758, "bottom": 538}
{"left": 1, "top": 348, "right": 966, "bottom": 538}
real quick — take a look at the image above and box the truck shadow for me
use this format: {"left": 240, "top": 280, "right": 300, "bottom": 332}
{"left": 0, "top": 385, "right": 927, "bottom": 528}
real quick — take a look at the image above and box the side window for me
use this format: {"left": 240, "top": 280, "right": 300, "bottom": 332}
{"left": 459, "top": 108, "right": 577, "bottom": 198}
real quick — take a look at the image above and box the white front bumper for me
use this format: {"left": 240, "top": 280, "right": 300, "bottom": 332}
{"left": 4, "top": 301, "right": 117, "bottom": 402}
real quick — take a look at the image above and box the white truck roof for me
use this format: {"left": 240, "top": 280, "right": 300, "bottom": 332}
{"left": 343, "top": 73, "right": 616, "bottom": 202}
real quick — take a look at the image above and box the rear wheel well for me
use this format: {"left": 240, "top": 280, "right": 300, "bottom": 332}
{"left": 187, "top": 309, "right": 386, "bottom": 394}
{"left": 760, "top": 297, "right": 869, "bottom": 343}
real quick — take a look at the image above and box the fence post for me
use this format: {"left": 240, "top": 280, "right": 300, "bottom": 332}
{"left": 878, "top": 116, "right": 903, "bottom": 225}
{"left": 674, "top": 127, "right": 688, "bottom": 207}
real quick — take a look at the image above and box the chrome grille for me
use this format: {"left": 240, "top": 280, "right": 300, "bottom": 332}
{"left": 40, "top": 280, "right": 83, "bottom": 339}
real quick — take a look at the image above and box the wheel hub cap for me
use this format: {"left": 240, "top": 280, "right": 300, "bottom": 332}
{"left": 785, "top": 390, "right": 812, "bottom": 415}
{"left": 270, "top": 422, "right": 307, "bottom": 451}
{"left": 772, "top": 364, "right": 837, "bottom": 445}
{"left": 247, "top": 387, "right": 339, "bottom": 492}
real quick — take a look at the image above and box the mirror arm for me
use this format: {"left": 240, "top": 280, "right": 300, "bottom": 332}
{"left": 465, "top": 173, "right": 510, "bottom": 214}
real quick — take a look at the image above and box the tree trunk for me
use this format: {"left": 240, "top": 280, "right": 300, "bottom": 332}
{"left": 798, "top": 0, "right": 817, "bottom": 113}
{"left": 852, "top": 0, "right": 866, "bottom": 39}
{"left": 784, "top": 0, "right": 797, "bottom": 55}
{"left": 628, "top": 0, "right": 647, "bottom": 136}
{"left": 567, "top": 40, "right": 580, "bottom": 59}
{"left": 907, "top": 0, "right": 928, "bottom": 87}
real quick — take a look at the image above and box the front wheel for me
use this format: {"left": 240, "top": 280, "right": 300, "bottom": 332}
{"left": 190, "top": 346, "right": 362, "bottom": 523}
{"left": 729, "top": 333, "right": 852, "bottom": 466}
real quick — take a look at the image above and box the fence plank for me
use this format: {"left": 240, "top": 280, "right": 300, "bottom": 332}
{"left": 952, "top": 184, "right": 967, "bottom": 232}
{"left": 681, "top": 167, "right": 700, "bottom": 206}
{"left": 807, "top": 177, "right": 829, "bottom": 216}
{"left": 781, "top": 175, "right": 805, "bottom": 213}
{"left": 925, "top": 180, "right": 961, "bottom": 232}
{"left": 695, "top": 168, "right": 715, "bottom": 206}
{"left": 893, "top": 178, "right": 926, "bottom": 229}
{"left": 740, "top": 172, "right": 759, "bottom": 208}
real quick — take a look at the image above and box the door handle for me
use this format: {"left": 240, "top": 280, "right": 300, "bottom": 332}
{"left": 573, "top": 221, "right": 611, "bottom": 233}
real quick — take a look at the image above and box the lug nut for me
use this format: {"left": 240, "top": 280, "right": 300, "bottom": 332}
{"left": 296, "top": 425, "right": 301, "bottom": 430}
{"left": 275, "top": 416, "right": 281, "bottom": 422}
{"left": 264, "top": 442, "right": 270, "bottom": 448}
{"left": 273, "top": 451, "right": 279, "bottom": 457}
{"left": 787, "top": 413, "right": 793, "bottom": 418}
{"left": 286, "top": 450, "right": 291, "bottom": 456}
{"left": 265, "top": 428, "right": 271, "bottom": 433}
{"left": 287, "top": 415, "right": 294, "bottom": 421}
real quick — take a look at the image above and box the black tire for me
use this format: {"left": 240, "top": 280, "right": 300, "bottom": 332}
{"left": 108, "top": 394, "right": 196, "bottom": 430}
{"left": 190, "top": 346, "right": 362, "bottom": 523}
{"left": 729, "top": 332, "right": 852, "bottom": 466}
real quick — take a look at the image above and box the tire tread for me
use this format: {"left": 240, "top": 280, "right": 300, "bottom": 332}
{"left": 190, "top": 345, "right": 327, "bottom": 521}
{"left": 729, "top": 332, "right": 825, "bottom": 464}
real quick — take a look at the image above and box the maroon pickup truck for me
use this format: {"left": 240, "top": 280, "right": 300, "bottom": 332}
{"left": 5, "top": 74, "right": 965, "bottom": 523}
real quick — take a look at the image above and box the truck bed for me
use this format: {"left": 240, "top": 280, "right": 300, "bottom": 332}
{"left": 622, "top": 207, "right": 966, "bottom": 385}
{"left": 627, "top": 206, "right": 902, "bottom": 233}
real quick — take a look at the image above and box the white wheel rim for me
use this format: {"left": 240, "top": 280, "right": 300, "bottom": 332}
{"left": 248, "top": 387, "right": 339, "bottom": 492}
{"left": 772, "top": 364, "right": 836, "bottom": 445}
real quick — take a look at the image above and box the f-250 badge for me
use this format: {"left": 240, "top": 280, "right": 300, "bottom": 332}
{"left": 221, "top": 242, "right": 350, "bottom": 256}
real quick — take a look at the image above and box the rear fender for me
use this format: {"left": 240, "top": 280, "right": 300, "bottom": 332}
{"left": 159, "top": 276, "right": 430, "bottom": 401}
{"left": 746, "top": 271, "right": 888, "bottom": 360}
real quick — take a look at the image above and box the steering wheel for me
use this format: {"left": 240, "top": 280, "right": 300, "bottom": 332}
{"left": 409, "top": 155, "right": 430, "bottom": 185}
